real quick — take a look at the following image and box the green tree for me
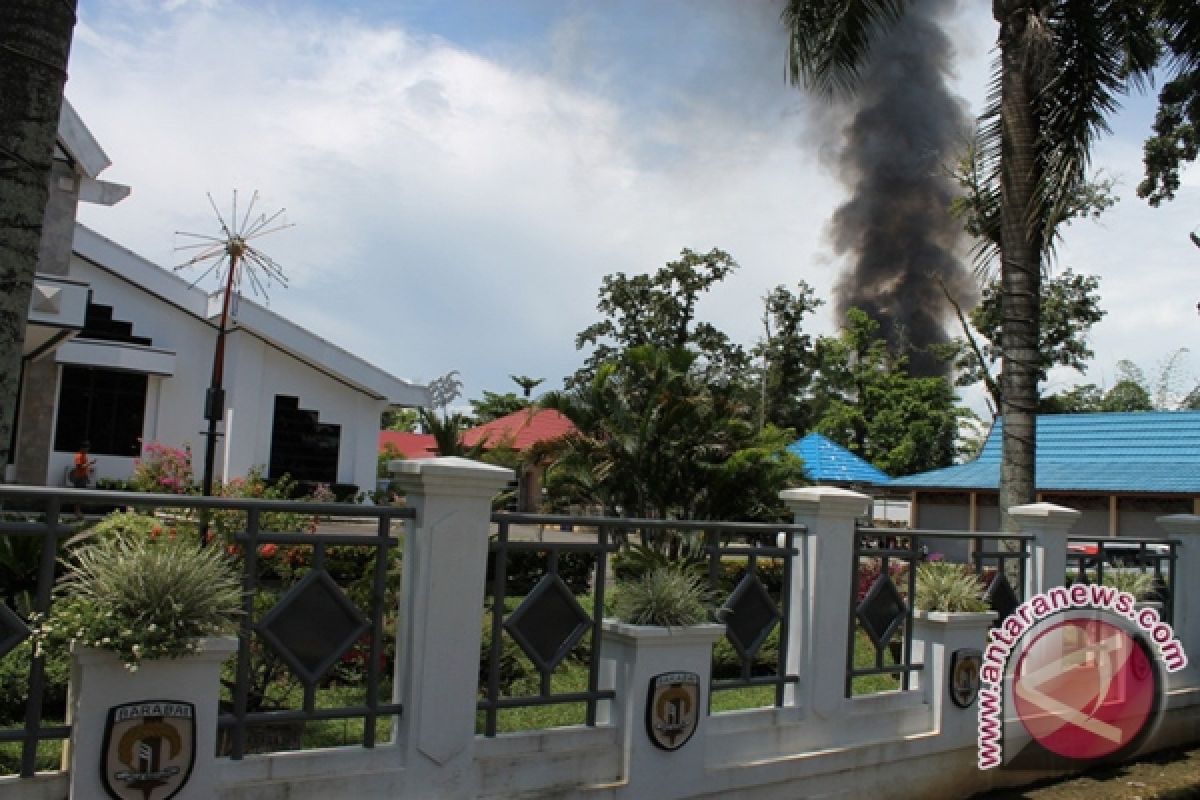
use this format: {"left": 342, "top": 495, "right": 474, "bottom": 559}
{"left": 1040, "top": 355, "right": 1193, "bottom": 412}
{"left": 469, "top": 391, "right": 529, "bottom": 424}
{"left": 784, "top": 1, "right": 1157, "bottom": 522}
{"left": 572, "top": 248, "right": 747, "bottom": 387}
{"left": 0, "top": 1, "right": 79, "bottom": 469}
{"left": 1038, "top": 383, "right": 1105, "bottom": 413}
{"left": 418, "top": 408, "right": 486, "bottom": 458}
{"left": 510, "top": 374, "right": 544, "bottom": 398}
{"left": 380, "top": 407, "right": 419, "bottom": 432}
{"left": 810, "top": 310, "right": 965, "bottom": 477}
{"left": 1138, "top": 1, "right": 1200, "bottom": 206}
{"left": 544, "top": 346, "right": 802, "bottom": 522}
{"left": 948, "top": 269, "right": 1106, "bottom": 414}
{"left": 753, "top": 282, "right": 822, "bottom": 435}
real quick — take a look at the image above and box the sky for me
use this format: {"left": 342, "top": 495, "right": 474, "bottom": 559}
{"left": 65, "top": 0, "right": 1200, "bottom": 415}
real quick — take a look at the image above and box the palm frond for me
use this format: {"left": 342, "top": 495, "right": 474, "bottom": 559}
{"left": 782, "top": 0, "right": 911, "bottom": 97}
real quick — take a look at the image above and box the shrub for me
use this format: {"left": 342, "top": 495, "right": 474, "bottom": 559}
{"left": 0, "top": 640, "right": 69, "bottom": 723}
{"left": 1097, "top": 568, "right": 1157, "bottom": 600}
{"left": 611, "top": 565, "right": 714, "bottom": 627}
{"left": 208, "top": 468, "right": 315, "bottom": 540}
{"left": 914, "top": 563, "right": 988, "bottom": 613}
{"left": 716, "top": 558, "right": 785, "bottom": 598}
{"left": 486, "top": 550, "right": 593, "bottom": 596}
{"left": 856, "top": 557, "right": 910, "bottom": 603}
{"left": 611, "top": 541, "right": 706, "bottom": 583}
{"left": 712, "top": 624, "right": 780, "bottom": 680}
{"left": 478, "top": 613, "right": 536, "bottom": 696}
{"left": 34, "top": 529, "right": 242, "bottom": 669}
{"left": 131, "top": 442, "right": 195, "bottom": 494}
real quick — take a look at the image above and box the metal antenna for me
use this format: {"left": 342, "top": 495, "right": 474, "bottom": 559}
{"left": 173, "top": 192, "right": 294, "bottom": 542}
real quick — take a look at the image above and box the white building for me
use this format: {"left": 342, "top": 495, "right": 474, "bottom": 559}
{"left": 11, "top": 102, "right": 429, "bottom": 494}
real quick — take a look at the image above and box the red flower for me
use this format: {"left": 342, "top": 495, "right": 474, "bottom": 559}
{"left": 258, "top": 543, "right": 279, "bottom": 559}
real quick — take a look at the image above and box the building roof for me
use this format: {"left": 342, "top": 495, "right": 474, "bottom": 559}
{"left": 379, "top": 431, "right": 439, "bottom": 459}
{"left": 73, "top": 225, "right": 430, "bottom": 406}
{"left": 786, "top": 432, "right": 890, "bottom": 485}
{"left": 889, "top": 411, "right": 1200, "bottom": 494}
{"left": 462, "top": 408, "right": 576, "bottom": 451}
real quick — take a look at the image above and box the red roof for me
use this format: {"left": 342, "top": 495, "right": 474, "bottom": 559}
{"left": 462, "top": 408, "right": 576, "bottom": 451}
{"left": 379, "top": 431, "right": 439, "bottom": 459}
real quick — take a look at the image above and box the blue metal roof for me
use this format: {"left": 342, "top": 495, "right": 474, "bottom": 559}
{"left": 787, "top": 432, "right": 890, "bottom": 485}
{"left": 889, "top": 411, "right": 1200, "bottom": 493}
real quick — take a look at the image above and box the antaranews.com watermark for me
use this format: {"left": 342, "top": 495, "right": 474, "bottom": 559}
{"left": 977, "top": 582, "right": 1188, "bottom": 770}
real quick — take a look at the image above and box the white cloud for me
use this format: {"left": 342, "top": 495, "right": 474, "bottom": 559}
{"left": 65, "top": 1, "right": 1196, "bottom": 416}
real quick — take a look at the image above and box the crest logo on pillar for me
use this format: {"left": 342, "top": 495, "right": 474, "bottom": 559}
{"left": 101, "top": 700, "right": 196, "bottom": 800}
{"left": 646, "top": 671, "right": 700, "bottom": 751}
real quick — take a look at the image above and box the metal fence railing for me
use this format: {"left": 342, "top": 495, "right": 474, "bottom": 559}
{"left": 0, "top": 486, "right": 411, "bottom": 775}
{"left": 1066, "top": 536, "right": 1179, "bottom": 623}
{"left": 847, "top": 528, "right": 1032, "bottom": 698}
{"left": 478, "top": 513, "right": 806, "bottom": 735}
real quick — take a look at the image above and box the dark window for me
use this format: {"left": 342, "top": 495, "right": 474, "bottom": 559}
{"left": 53, "top": 366, "right": 147, "bottom": 456}
{"left": 268, "top": 396, "right": 340, "bottom": 484}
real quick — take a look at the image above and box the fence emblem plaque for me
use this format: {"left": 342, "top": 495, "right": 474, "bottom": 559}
{"left": 101, "top": 700, "right": 195, "bottom": 800}
{"left": 646, "top": 672, "right": 700, "bottom": 751}
{"left": 950, "top": 649, "right": 982, "bottom": 709}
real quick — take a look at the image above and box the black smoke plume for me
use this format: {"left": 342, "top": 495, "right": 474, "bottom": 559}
{"left": 824, "top": 0, "right": 975, "bottom": 377}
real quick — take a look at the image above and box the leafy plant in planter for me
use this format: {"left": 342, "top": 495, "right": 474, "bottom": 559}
{"left": 914, "top": 563, "right": 989, "bottom": 613}
{"left": 33, "top": 529, "right": 241, "bottom": 670}
{"left": 611, "top": 565, "right": 716, "bottom": 627}
{"left": 1096, "top": 568, "right": 1157, "bottom": 601}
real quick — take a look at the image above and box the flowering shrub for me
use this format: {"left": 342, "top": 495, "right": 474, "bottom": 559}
{"left": 855, "top": 557, "right": 910, "bottom": 603}
{"left": 33, "top": 526, "right": 241, "bottom": 670}
{"left": 131, "top": 442, "right": 195, "bottom": 494}
{"left": 208, "top": 468, "right": 315, "bottom": 541}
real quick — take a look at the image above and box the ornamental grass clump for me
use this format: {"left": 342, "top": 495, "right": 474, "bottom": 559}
{"left": 35, "top": 532, "right": 242, "bottom": 671}
{"left": 1098, "top": 568, "right": 1157, "bottom": 601}
{"left": 914, "top": 562, "right": 989, "bottom": 613}
{"left": 612, "top": 565, "right": 714, "bottom": 627}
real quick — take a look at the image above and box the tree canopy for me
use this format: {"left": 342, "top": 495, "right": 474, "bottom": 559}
{"left": 810, "top": 310, "right": 964, "bottom": 476}
{"left": 1139, "top": 0, "right": 1200, "bottom": 206}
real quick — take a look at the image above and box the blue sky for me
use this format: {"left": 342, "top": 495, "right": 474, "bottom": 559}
{"left": 67, "top": 1, "right": 1200, "bottom": 416}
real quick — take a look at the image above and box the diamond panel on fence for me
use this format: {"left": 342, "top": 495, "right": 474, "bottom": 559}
{"left": 257, "top": 569, "right": 371, "bottom": 686}
{"left": 722, "top": 572, "right": 781, "bottom": 661}
{"left": 505, "top": 573, "right": 592, "bottom": 673}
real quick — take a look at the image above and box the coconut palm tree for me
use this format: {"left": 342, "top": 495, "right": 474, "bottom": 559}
{"left": 783, "top": 1, "right": 1157, "bottom": 525}
{"left": 0, "top": 1, "right": 78, "bottom": 470}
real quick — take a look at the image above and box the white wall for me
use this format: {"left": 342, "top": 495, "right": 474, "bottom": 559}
{"left": 48, "top": 253, "right": 385, "bottom": 492}
{"left": 224, "top": 330, "right": 386, "bottom": 491}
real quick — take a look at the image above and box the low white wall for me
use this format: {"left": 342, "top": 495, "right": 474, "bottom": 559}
{"left": 8, "top": 480, "right": 1198, "bottom": 800}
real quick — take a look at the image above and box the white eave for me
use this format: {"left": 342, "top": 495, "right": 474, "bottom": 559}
{"left": 58, "top": 98, "right": 130, "bottom": 206}
{"left": 57, "top": 99, "right": 110, "bottom": 179}
{"left": 56, "top": 339, "right": 177, "bottom": 376}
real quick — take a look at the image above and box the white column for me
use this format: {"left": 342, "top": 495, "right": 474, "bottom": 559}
{"left": 1156, "top": 514, "right": 1200, "bottom": 687}
{"left": 389, "top": 456, "right": 513, "bottom": 796}
{"left": 1009, "top": 502, "right": 1079, "bottom": 596}
{"left": 780, "top": 487, "right": 869, "bottom": 717}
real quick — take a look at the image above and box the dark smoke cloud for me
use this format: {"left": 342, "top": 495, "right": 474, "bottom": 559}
{"left": 824, "top": 0, "right": 975, "bottom": 377}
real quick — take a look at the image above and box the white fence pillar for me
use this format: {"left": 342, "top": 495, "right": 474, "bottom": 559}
{"left": 1156, "top": 514, "right": 1200, "bottom": 686}
{"left": 389, "top": 456, "right": 513, "bottom": 797}
{"left": 1010, "top": 502, "right": 1079, "bottom": 597}
{"left": 780, "top": 486, "right": 869, "bottom": 717}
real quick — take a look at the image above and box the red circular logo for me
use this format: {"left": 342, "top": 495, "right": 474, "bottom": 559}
{"left": 1012, "top": 617, "right": 1159, "bottom": 761}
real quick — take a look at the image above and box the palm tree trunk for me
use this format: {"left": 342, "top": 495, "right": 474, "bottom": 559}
{"left": 0, "top": 0, "right": 78, "bottom": 473}
{"left": 995, "top": 2, "right": 1041, "bottom": 529}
